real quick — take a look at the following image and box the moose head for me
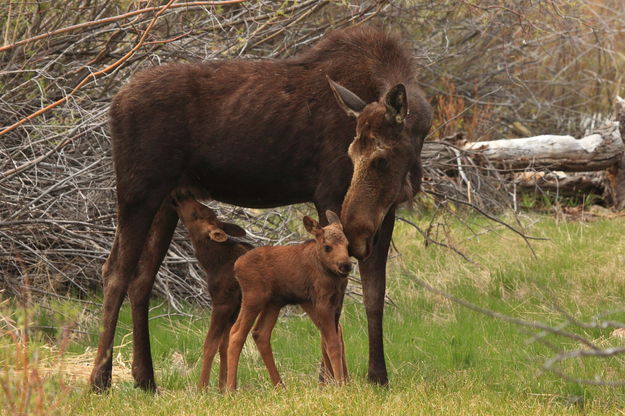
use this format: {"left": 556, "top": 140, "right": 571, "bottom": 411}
{"left": 328, "top": 78, "right": 416, "bottom": 259}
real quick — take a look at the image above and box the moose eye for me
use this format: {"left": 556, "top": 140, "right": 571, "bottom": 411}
{"left": 371, "top": 156, "right": 388, "bottom": 171}
{"left": 324, "top": 245, "right": 332, "bottom": 253}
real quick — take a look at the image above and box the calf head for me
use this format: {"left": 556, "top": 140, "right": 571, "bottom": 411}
{"left": 303, "top": 210, "right": 352, "bottom": 277}
{"left": 171, "top": 190, "right": 246, "bottom": 243}
{"left": 328, "top": 78, "right": 416, "bottom": 259}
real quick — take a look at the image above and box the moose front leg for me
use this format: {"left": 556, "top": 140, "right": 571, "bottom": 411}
{"left": 358, "top": 208, "right": 395, "bottom": 386}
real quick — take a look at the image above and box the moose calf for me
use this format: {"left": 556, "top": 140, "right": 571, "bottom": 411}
{"left": 226, "top": 211, "right": 352, "bottom": 391}
{"left": 172, "top": 190, "right": 252, "bottom": 390}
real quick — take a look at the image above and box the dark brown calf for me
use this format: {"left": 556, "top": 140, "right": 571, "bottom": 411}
{"left": 171, "top": 191, "right": 251, "bottom": 389}
{"left": 226, "top": 211, "right": 351, "bottom": 391}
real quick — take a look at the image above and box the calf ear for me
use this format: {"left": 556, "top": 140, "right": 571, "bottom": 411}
{"left": 325, "top": 210, "right": 342, "bottom": 228}
{"left": 221, "top": 222, "right": 246, "bottom": 237}
{"left": 384, "top": 83, "right": 408, "bottom": 125}
{"left": 303, "top": 216, "right": 322, "bottom": 236}
{"left": 327, "top": 76, "right": 366, "bottom": 118}
{"left": 209, "top": 228, "right": 228, "bottom": 243}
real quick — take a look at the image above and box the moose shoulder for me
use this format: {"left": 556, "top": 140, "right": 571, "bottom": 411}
{"left": 92, "top": 25, "right": 432, "bottom": 391}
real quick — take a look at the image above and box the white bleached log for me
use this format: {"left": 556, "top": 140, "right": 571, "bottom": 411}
{"left": 464, "top": 121, "right": 624, "bottom": 171}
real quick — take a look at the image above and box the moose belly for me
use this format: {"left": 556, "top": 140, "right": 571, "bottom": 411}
{"left": 183, "top": 162, "right": 316, "bottom": 208}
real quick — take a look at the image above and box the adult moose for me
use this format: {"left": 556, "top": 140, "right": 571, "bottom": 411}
{"left": 90, "top": 25, "right": 432, "bottom": 392}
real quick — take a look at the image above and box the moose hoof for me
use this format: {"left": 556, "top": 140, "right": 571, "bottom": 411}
{"left": 367, "top": 371, "right": 389, "bottom": 387}
{"left": 90, "top": 368, "right": 112, "bottom": 393}
{"left": 134, "top": 379, "right": 157, "bottom": 393}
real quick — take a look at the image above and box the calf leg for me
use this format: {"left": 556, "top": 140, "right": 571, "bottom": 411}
{"left": 199, "top": 304, "right": 238, "bottom": 389}
{"left": 359, "top": 208, "right": 395, "bottom": 386}
{"left": 337, "top": 324, "right": 348, "bottom": 380}
{"left": 303, "top": 303, "right": 345, "bottom": 383}
{"left": 226, "top": 302, "right": 263, "bottom": 391}
{"left": 313, "top": 202, "right": 347, "bottom": 382}
{"left": 317, "top": 313, "right": 346, "bottom": 383}
{"left": 251, "top": 305, "right": 283, "bottom": 387}
{"left": 319, "top": 324, "right": 348, "bottom": 383}
{"left": 128, "top": 201, "right": 178, "bottom": 391}
{"left": 319, "top": 339, "right": 333, "bottom": 383}
{"left": 217, "top": 323, "right": 232, "bottom": 391}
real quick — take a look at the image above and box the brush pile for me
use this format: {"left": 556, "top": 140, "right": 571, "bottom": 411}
{"left": 2, "top": 0, "right": 624, "bottom": 308}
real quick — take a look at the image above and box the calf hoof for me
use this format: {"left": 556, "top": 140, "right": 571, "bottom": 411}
{"left": 318, "top": 371, "right": 331, "bottom": 385}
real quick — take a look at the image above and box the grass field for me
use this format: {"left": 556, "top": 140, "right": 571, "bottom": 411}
{"left": 2, "top": 211, "right": 625, "bottom": 415}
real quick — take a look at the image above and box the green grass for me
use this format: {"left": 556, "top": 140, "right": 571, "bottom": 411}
{"left": 2, "top": 212, "right": 625, "bottom": 415}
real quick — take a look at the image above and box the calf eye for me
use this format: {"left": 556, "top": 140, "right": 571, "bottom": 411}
{"left": 324, "top": 245, "right": 332, "bottom": 253}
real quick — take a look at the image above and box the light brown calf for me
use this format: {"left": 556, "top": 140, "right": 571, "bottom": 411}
{"left": 171, "top": 190, "right": 251, "bottom": 390}
{"left": 226, "top": 211, "right": 352, "bottom": 391}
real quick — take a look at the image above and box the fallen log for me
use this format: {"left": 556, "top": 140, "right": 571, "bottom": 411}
{"left": 421, "top": 103, "right": 625, "bottom": 209}
{"left": 464, "top": 121, "right": 624, "bottom": 171}
{"left": 514, "top": 171, "right": 604, "bottom": 198}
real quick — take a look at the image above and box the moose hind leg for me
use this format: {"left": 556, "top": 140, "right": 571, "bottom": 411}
{"left": 90, "top": 188, "right": 172, "bottom": 392}
{"left": 128, "top": 200, "right": 178, "bottom": 391}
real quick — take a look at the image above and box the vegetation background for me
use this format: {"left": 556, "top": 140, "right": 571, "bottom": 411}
{"left": 1, "top": 0, "right": 625, "bottom": 414}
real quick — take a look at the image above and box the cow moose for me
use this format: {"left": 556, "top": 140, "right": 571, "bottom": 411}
{"left": 90, "top": 25, "right": 432, "bottom": 392}
{"left": 226, "top": 211, "right": 351, "bottom": 391}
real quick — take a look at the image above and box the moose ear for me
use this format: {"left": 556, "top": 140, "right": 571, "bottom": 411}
{"left": 327, "top": 76, "right": 367, "bottom": 118}
{"left": 221, "top": 222, "right": 246, "bottom": 237}
{"left": 325, "top": 210, "right": 342, "bottom": 228}
{"left": 303, "top": 216, "right": 322, "bottom": 236}
{"left": 384, "top": 84, "right": 408, "bottom": 125}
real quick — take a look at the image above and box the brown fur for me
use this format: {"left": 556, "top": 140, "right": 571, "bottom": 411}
{"left": 91, "top": 25, "right": 431, "bottom": 391}
{"left": 226, "top": 212, "right": 351, "bottom": 391}
{"left": 171, "top": 190, "right": 250, "bottom": 390}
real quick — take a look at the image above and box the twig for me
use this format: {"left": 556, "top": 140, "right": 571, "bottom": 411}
{"left": 0, "top": 0, "right": 177, "bottom": 136}
{"left": 0, "top": 1, "right": 247, "bottom": 54}
{"left": 397, "top": 216, "right": 476, "bottom": 264}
